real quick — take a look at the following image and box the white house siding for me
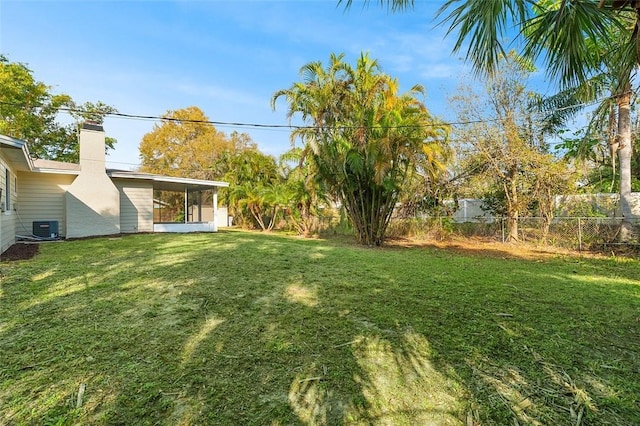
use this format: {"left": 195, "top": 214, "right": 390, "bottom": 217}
{"left": 16, "top": 171, "right": 75, "bottom": 238}
{"left": 216, "top": 206, "right": 229, "bottom": 227}
{"left": 0, "top": 159, "right": 19, "bottom": 252}
{"left": 113, "top": 179, "right": 153, "bottom": 233}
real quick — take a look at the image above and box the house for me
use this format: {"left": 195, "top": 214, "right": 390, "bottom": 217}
{"left": 0, "top": 122, "right": 229, "bottom": 254}
{"left": 0, "top": 134, "right": 32, "bottom": 253}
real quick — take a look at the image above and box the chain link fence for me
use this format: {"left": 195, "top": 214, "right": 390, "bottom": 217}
{"left": 315, "top": 211, "right": 640, "bottom": 251}
{"left": 313, "top": 193, "right": 640, "bottom": 251}
{"left": 383, "top": 216, "right": 640, "bottom": 250}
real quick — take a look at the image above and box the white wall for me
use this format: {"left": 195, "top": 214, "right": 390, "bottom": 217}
{"left": 16, "top": 171, "right": 75, "bottom": 237}
{"left": 65, "top": 126, "right": 120, "bottom": 238}
{"left": 114, "top": 179, "right": 153, "bottom": 233}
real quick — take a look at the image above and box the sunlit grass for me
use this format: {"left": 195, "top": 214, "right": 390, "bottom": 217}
{"left": 1, "top": 230, "right": 639, "bottom": 425}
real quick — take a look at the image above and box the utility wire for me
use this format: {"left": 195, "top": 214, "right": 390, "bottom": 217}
{"left": 0, "top": 95, "right": 612, "bottom": 172}
{"left": 53, "top": 105, "right": 500, "bottom": 129}
{"left": 10, "top": 100, "right": 603, "bottom": 130}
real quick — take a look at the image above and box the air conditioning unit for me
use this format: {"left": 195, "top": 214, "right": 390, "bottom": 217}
{"left": 33, "top": 221, "right": 59, "bottom": 238}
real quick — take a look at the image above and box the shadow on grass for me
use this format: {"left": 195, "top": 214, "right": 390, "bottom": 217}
{"left": 1, "top": 230, "right": 639, "bottom": 425}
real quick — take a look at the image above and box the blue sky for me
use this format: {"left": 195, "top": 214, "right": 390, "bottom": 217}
{"left": 3, "top": 1, "right": 494, "bottom": 169}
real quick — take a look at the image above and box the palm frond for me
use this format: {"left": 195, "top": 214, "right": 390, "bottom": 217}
{"left": 338, "top": 0, "right": 414, "bottom": 12}
{"left": 436, "top": 0, "right": 531, "bottom": 78}
{"left": 524, "top": 0, "right": 623, "bottom": 88}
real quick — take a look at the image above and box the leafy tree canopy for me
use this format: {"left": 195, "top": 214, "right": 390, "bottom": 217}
{"left": 212, "top": 147, "right": 283, "bottom": 229}
{"left": 342, "top": 0, "right": 640, "bottom": 240}
{"left": 272, "top": 52, "right": 449, "bottom": 246}
{"left": 0, "top": 55, "right": 117, "bottom": 162}
{"left": 139, "top": 106, "right": 254, "bottom": 180}
{"left": 450, "top": 54, "right": 574, "bottom": 241}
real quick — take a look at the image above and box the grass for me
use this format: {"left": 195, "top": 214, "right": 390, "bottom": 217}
{"left": 1, "top": 230, "right": 639, "bottom": 425}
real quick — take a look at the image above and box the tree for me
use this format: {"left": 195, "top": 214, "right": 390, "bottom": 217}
{"left": 43, "top": 101, "right": 118, "bottom": 162}
{"left": 215, "top": 148, "right": 283, "bottom": 229}
{"left": 522, "top": 0, "right": 638, "bottom": 239}
{"left": 139, "top": 107, "right": 257, "bottom": 223}
{"left": 0, "top": 55, "right": 117, "bottom": 162}
{"left": 272, "top": 53, "right": 449, "bottom": 246}
{"left": 139, "top": 106, "right": 233, "bottom": 179}
{"left": 531, "top": 3, "right": 640, "bottom": 233}
{"left": 279, "top": 147, "right": 329, "bottom": 236}
{"left": 395, "top": 132, "right": 454, "bottom": 219}
{"left": 228, "top": 181, "right": 284, "bottom": 231}
{"left": 532, "top": 159, "right": 575, "bottom": 240}
{"left": 450, "top": 55, "right": 572, "bottom": 241}
{"left": 341, "top": 0, "right": 639, "bottom": 240}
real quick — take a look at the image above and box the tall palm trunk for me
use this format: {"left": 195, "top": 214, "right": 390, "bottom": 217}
{"left": 620, "top": 2, "right": 640, "bottom": 241}
{"left": 608, "top": 101, "right": 618, "bottom": 192}
{"left": 616, "top": 89, "right": 636, "bottom": 240}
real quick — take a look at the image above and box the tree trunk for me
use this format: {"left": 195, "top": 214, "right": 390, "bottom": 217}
{"left": 616, "top": 90, "right": 636, "bottom": 241}
{"left": 506, "top": 167, "right": 519, "bottom": 242}
{"left": 249, "top": 205, "right": 267, "bottom": 231}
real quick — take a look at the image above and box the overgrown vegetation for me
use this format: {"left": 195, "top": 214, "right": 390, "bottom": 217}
{"left": 272, "top": 53, "right": 449, "bottom": 246}
{"left": 350, "top": 0, "right": 640, "bottom": 241}
{"left": 450, "top": 53, "right": 573, "bottom": 242}
{"left": 1, "top": 232, "right": 639, "bottom": 424}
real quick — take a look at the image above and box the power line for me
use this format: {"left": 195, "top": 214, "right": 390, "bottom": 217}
{"left": 0, "top": 94, "right": 612, "bottom": 147}
{"left": 57, "top": 106, "right": 501, "bottom": 129}
{"left": 0, "top": 100, "right": 519, "bottom": 130}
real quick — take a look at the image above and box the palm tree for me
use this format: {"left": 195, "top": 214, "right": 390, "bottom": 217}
{"left": 343, "top": 0, "right": 639, "bottom": 239}
{"left": 228, "top": 182, "right": 283, "bottom": 231}
{"left": 539, "top": 22, "right": 630, "bottom": 193}
{"left": 219, "top": 149, "right": 282, "bottom": 229}
{"left": 272, "top": 53, "right": 449, "bottom": 246}
{"left": 522, "top": 1, "right": 637, "bottom": 238}
{"left": 280, "top": 147, "right": 328, "bottom": 237}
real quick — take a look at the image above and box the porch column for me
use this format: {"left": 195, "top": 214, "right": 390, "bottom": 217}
{"left": 184, "top": 187, "right": 188, "bottom": 224}
{"left": 197, "top": 191, "right": 202, "bottom": 222}
{"left": 213, "top": 189, "right": 218, "bottom": 232}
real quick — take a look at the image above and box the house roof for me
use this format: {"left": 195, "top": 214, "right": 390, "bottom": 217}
{"left": 0, "top": 135, "right": 34, "bottom": 171}
{"left": 0, "top": 133, "right": 229, "bottom": 192}
{"left": 107, "top": 169, "right": 229, "bottom": 192}
{"left": 33, "top": 158, "right": 81, "bottom": 174}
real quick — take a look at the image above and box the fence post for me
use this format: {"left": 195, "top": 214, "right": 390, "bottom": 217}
{"left": 577, "top": 217, "right": 582, "bottom": 251}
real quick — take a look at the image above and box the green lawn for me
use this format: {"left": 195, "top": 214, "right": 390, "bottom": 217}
{"left": 1, "top": 230, "right": 639, "bottom": 425}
